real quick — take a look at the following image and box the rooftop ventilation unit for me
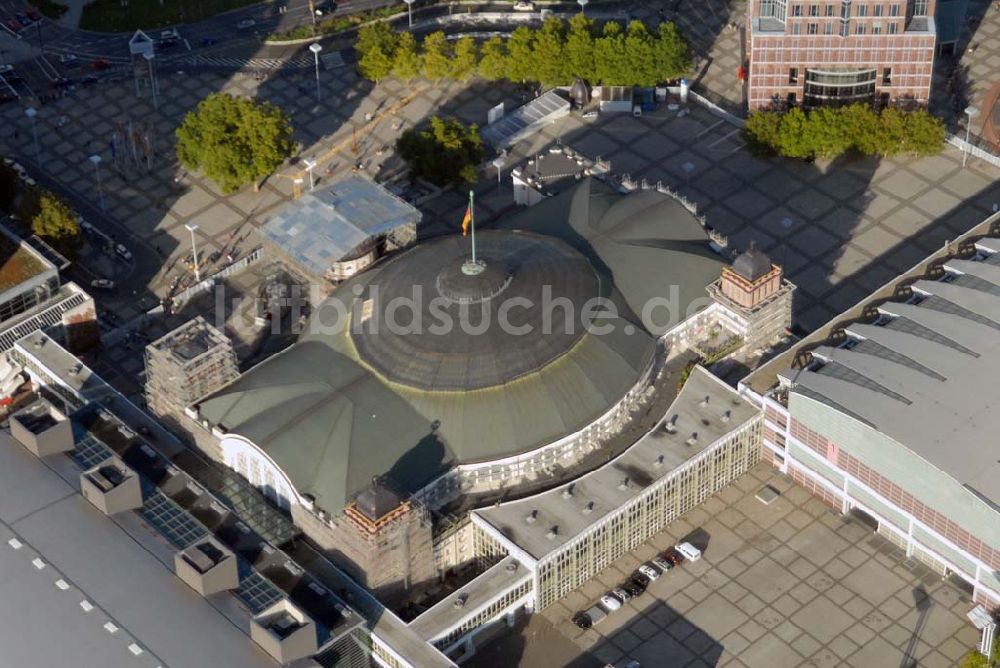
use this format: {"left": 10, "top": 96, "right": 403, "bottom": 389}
{"left": 721, "top": 410, "right": 731, "bottom": 423}
{"left": 546, "top": 525, "right": 559, "bottom": 540}
{"left": 618, "top": 477, "right": 630, "bottom": 491}
{"left": 654, "top": 454, "right": 665, "bottom": 467}
{"left": 700, "top": 395, "right": 710, "bottom": 408}
{"left": 562, "top": 484, "right": 574, "bottom": 499}
{"left": 686, "top": 433, "right": 699, "bottom": 447}
{"left": 582, "top": 501, "right": 594, "bottom": 515}
{"left": 524, "top": 510, "right": 538, "bottom": 524}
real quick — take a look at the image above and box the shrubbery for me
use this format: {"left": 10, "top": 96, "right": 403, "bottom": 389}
{"left": 267, "top": 4, "right": 403, "bottom": 42}
{"left": 744, "top": 104, "right": 945, "bottom": 159}
{"left": 357, "top": 14, "right": 692, "bottom": 86}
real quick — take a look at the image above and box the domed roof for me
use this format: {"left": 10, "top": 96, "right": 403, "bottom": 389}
{"left": 732, "top": 242, "right": 773, "bottom": 282}
{"left": 348, "top": 231, "right": 604, "bottom": 391}
{"left": 570, "top": 78, "right": 590, "bottom": 106}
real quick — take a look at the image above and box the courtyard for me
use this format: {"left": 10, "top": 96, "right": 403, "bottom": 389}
{"left": 471, "top": 463, "right": 981, "bottom": 668}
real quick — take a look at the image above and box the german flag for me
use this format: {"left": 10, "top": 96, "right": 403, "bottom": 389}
{"left": 461, "top": 204, "right": 472, "bottom": 236}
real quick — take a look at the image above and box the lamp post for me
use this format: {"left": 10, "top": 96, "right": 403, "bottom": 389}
{"left": 309, "top": 42, "right": 322, "bottom": 103}
{"left": 24, "top": 107, "right": 39, "bottom": 157}
{"left": 89, "top": 155, "right": 105, "bottom": 212}
{"left": 492, "top": 153, "right": 506, "bottom": 189}
{"left": 143, "top": 52, "right": 158, "bottom": 110}
{"left": 185, "top": 223, "right": 201, "bottom": 282}
{"left": 303, "top": 157, "right": 317, "bottom": 191}
{"left": 963, "top": 105, "right": 979, "bottom": 168}
{"left": 577, "top": 0, "right": 588, "bottom": 13}
{"left": 781, "top": 217, "right": 793, "bottom": 270}
{"left": 403, "top": 0, "right": 414, "bottom": 28}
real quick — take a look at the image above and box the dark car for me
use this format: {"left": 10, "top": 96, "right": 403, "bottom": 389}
{"left": 663, "top": 548, "right": 685, "bottom": 566}
{"left": 622, "top": 580, "right": 644, "bottom": 598}
{"left": 572, "top": 612, "right": 592, "bottom": 629}
{"left": 630, "top": 571, "right": 650, "bottom": 590}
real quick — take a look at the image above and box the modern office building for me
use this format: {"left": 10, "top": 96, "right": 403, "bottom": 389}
{"left": 745, "top": 0, "right": 938, "bottom": 109}
{"left": 144, "top": 316, "right": 239, "bottom": 428}
{"left": 743, "top": 210, "right": 1000, "bottom": 611}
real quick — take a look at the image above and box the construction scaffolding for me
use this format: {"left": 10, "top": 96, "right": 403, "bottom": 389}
{"left": 144, "top": 316, "right": 239, "bottom": 425}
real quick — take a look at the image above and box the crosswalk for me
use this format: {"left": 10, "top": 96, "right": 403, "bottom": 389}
{"left": 181, "top": 54, "right": 322, "bottom": 70}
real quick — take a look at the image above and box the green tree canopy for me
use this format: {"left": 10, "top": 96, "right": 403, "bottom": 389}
{"left": 653, "top": 21, "right": 692, "bottom": 81}
{"left": 840, "top": 104, "right": 881, "bottom": 155}
{"left": 875, "top": 107, "right": 909, "bottom": 155}
{"left": 356, "top": 22, "right": 397, "bottom": 82}
{"left": 776, "top": 106, "right": 813, "bottom": 159}
{"left": 396, "top": 116, "right": 484, "bottom": 186}
{"left": 392, "top": 31, "right": 422, "bottom": 81}
{"left": 421, "top": 31, "right": 453, "bottom": 81}
{"left": 624, "top": 21, "right": 657, "bottom": 86}
{"left": 564, "top": 12, "right": 596, "bottom": 82}
{"left": 903, "top": 108, "right": 946, "bottom": 156}
{"left": 175, "top": 93, "right": 295, "bottom": 194}
{"left": 478, "top": 36, "right": 509, "bottom": 81}
{"left": 31, "top": 191, "right": 79, "bottom": 246}
{"left": 506, "top": 26, "right": 536, "bottom": 83}
{"left": 451, "top": 36, "right": 479, "bottom": 81}
{"left": 743, "top": 110, "right": 783, "bottom": 156}
{"left": 594, "top": 22, "right": 627, "bottom": 85}
{"left": 807, "top": 107, "right": 853, "bottom": 158}
{"left": 532, "top": 17, "right": 567, "bottom": 86}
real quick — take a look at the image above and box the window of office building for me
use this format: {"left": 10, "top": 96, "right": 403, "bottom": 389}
{"left": 839, "top": 18, "right": 850, "bottom": 35}
{"left": 889, "top": 3, "right": 899, "bottom": 15}
{"left": 910, "top": 0, "right": 928, "bottom": 15}
{"left": 760, "top": 0, "right": 788, "bottom": 20}
{"left": 873, "top": 22, "right": 882, "bottom": 33}
{"left": 825, "top": 3, "right": 834, "bottom": 15}
{"left": 809, "top": 4, "right": 819, "bottom": 15}
{"left": 855, "top": 22, "right": 865, "bottom": 33}
{"left": 808, "top": 22, "right": 818, "bottom": 33}
{"left": 882, "top": 67, "right": 892, "bottom": 85}
{"left": 887, "top": 21, "right": 897, "bottom": 32}
{"left": 874, "top": 4, "right": 884, "bottom": 15}
{"left": 857, "top": 4, "right": 867, "bottom": 15}
{"left": 789, "top": 67, "right": 799, "bottom": 83}
{"left": 824, "top": 22, "right": 833, "bottom": 33}
{"left": 793, "top": 3, "right": 804, "bottom": 15}
{"left": 792, "top": 22, "right": 802, "bottom": 33}
{"left": 804, "top": 68, "right": 877, "bottom": 107}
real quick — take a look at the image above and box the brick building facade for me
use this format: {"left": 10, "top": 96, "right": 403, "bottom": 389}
{"left": 746, "top": 0, "right": 937, "bottom": 110}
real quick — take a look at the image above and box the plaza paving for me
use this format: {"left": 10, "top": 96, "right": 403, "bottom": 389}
{"left": 531, "top": 463, "right": 980, "bottom": 668}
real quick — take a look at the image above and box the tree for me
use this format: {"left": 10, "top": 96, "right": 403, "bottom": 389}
{"left": 776, "top": 106, "right": 813, "bottom": 159}
{"left": 31, "top": 191, "right": 79, "bottom": 246}
{"left": 624, "top": 20, "right": 657, "bottom": 86}
{"left": 478, "top": 36, "right": 508, "bottom": 81}
{"left": 356, "top": 22, "right": 397, "bottom": 82}
{"left": 840, "top": 103, "right": 881, "bottom": 155}
{"left": 175, "top": 93, "right": 295, "bottom": 194}
{"left": 506, "top": 26, "right": 536, "bottom": 83}
{"left": 451, "top": 36, "right": 479, "bottom": 81}
{"left": 903, "top": 108, "right": 946, "bottom": 156}
{"left": 875, "top": 106, "right": 909, "bottom": 156}
{"left": 532, "top": 16, "right": 567, "bottom": 86}
{"left": 421, "top": 31, "right": 452, "bottom": 81}
{"left": 396, "top": 116, "right": 484, "bottom": 186}
{"left": 743, "top": 111, "right": 783, "bottom": 156}
{"left": 594, "top": 21, "right": 627, "bottom": 84}
{"left": 653, "top": 21, "right": 691, "bottom": 81}
{"left": 564, "top": 12, "right": 596, "bottom": 82}
{"left": 392, "top": 31, "right": 422, "bottom": 81}
{"left": 807, "top": 106, "right": 853, "bottom": 159}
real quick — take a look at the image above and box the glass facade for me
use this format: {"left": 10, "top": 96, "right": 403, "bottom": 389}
{"left": 533, "top": 420, "right": 761, "bottom": 609}
{"left": 804, "top": 68, "right": 877, "bottom": 106}
{"left": 760, "top": 0, "right": 788, "bottom": 21}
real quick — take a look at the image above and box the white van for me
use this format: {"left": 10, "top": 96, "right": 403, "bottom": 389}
{"left": 676, "top": 542, "right": 702, "bottom": 561}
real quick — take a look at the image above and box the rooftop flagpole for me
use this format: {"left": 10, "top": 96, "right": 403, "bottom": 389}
{"left": 462, "top": 189, "right": 484, "bottom": 275}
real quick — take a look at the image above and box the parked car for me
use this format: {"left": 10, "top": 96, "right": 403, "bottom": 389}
{"left": 663, "top": 548, "right": 684, "bottom": 566}
{"left": 611, "top": 587, "right": 632, "bottom": 602}
{"left": 90, "top": 278, "right": 115, "bottom": 290}
{"left": 236, "top": 18, "right": 256, "bottom": 29}
{"left": 629, "top": 571, "right": 650, "bottom": 591}
{"left": 158, "top": 29, "right": 180, "bottom": 47}
{"left": 582, "top": 110, "right": 599, "bottom": 119}
{"left": 599, "top": 594, "right": 622, "bottom": 612}
{"left": 622, "top": 580, "right": 644, "bottom": 598}
{"left": 652, "top": 555, "right": 673, "bottom": 572}
{"left": 115, "top": 243, "right": 132, "bottom": 261}
{"left": 676, "top": 542, "right": 702, "bottom": 562}
{"left": 638, "top": 563, "right": 661, "bottom": 581}
{"left": 572, "top": 612, "right": 592, "bottom": 629}
{"left": 512, "top": 1, "right": 535, "bottom": 10}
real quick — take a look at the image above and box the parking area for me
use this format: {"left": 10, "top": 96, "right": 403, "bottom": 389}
{"left": 537, "top": 463, "right": 980, "bottom": 668}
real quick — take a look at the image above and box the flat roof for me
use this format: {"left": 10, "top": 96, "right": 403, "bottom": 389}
{"left": 747, "top": 211, "right": 1000, "bottom": 508}
{"left": 262, "top": 175, "right": 421, "bottom": 277}
{"left": 473, "top": 366, "right": 758, "bottom": 561}
{"left": 481, "top": 90, "right": 570, "bottom": 149}
{"left": 0, "top": 431, "right": 277, "bottom": 667}
{"left": 149, "top": 316, "right": 229, "bottom": 363}
{"left": 409, "top": 556, "right": 531, "bottom": 643}
{"left": 0, "top": 223, "right": 53, "bottom": 294}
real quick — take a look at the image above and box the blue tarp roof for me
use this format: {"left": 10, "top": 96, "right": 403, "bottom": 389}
{"left": 262, "top": 176, "right": 421, "bottom": 276}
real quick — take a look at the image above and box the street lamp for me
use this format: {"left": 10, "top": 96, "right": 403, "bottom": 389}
{"left": 963, "top": 105, "right": 979, "bottom": 168}
{"left": 781, "top": 217, "right": 793, "bottom": 270}
{"left": 89, "top": 154, "right": 105, "bottom": 212}
{"left": 303, "top": 157, "right": 317, "bottom": 191}
{"left": 143, "top": 52, "right": 158, "bottom": 110}
{"left": 577, "top": 0, "right": 588, "bottom": 13}
{"left": 309, "top": 42, "right": 322, "bottom": 103}
{"left": 24, "top": 107, "right": 39, "bottom": 158}
{"left": 185, "top": 223, "right": 201, "bottom": 282}
{"left": 492, "top": 153, "right": 506, "bottom": 189}
{"left": 403, "top": 0, "right": 414, "bottom": 28}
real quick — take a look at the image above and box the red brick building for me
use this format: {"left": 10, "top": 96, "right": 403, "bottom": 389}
{"left": 745, "top": 0, "right": 937, "bottom": 110}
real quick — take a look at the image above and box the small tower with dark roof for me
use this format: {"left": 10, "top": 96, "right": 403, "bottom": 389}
{"left": 708, "top": 242, "right": 795, "bottom": 354}
{"left": 329, "top": 477, "right": 435, "bottom": 600}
